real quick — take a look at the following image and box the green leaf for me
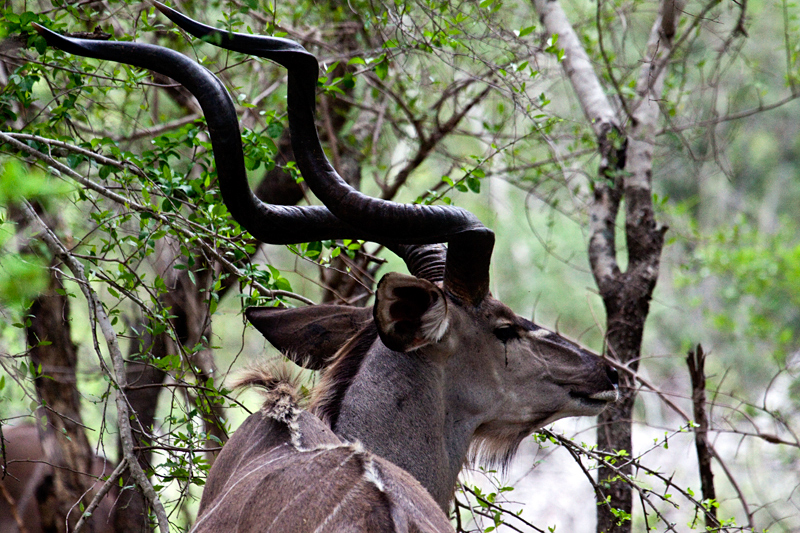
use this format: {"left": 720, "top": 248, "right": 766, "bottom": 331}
{"left": 374, "top": 56, "right": 389, "bottom": 80}
{"left": 0, "top": 252, "right": 49, "bottom": 308}
{"left": 266, "top": 121, "right": 283, "bottom": 138}
{"left": 0, "top": 160, "right": 72, "bottom": 204}
{"left": 518, "top": 25, "right": 535, "bottom": 38}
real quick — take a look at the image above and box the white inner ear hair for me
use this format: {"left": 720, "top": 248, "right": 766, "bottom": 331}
{"left": 419, "top": 295, "right": 449, "bottom": 343}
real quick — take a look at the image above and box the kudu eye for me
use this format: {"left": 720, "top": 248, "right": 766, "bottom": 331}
{"left": 493, "top": 325, "right": 519, "bottom": 343}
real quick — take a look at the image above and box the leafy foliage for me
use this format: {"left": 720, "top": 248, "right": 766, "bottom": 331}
{"left": 0, "top": 0, "right": 798, "bottom": 531}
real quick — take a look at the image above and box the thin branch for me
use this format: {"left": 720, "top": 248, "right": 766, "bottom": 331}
{"left": 73, "top": 458, "right": 127, "bottom": 533}
{"left": 459, "top": 483, "right": 546, "bottom": 533}
{"left": 609, "top": 354, "right": 757, "bottom": 528}
{"left": 0, "top": 131, "right": 315, "bottom": 305}
{"left": 115, "top": 114, "right": 202, "bottom": 142}
{"left": 661, "top": 91, "right": 800, "bottom": 134}
{"left": 595, "top": 0, "right": 631, "bottom": 120}
{"left": 4, "top": 132, "right": 148, "bottom": 179}
{"left": 19, "top": 202, "right": 170, "bottom": 533}
{"left": 381, "top": 84, "right": 492, "bottom": 200}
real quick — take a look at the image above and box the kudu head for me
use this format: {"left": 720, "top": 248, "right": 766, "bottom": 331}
{"left": 35, "top": 2, "right": 618, "bottom": 510}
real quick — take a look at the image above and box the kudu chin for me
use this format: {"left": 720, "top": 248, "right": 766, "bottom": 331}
{"left": 36, "top": 3, "right": 618, "bottom": 529}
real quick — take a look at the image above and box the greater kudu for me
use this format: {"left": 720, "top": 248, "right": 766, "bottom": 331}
{"left": 35, "top": 2, "right": 619, "bottom": 527}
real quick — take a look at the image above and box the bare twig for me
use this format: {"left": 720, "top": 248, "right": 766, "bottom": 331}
{"left": 380, "top": 84, "right": 493, "bottom": 200}
{"left": 72, "top": 458, "right": 127, "bottom": 533}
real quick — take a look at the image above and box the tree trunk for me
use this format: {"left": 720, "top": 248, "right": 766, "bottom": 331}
{"left": 529, "top": 1, "right": 679, "bottom": 530}
{"left": 27, "top": 263, "right": 97, "bottom": 533}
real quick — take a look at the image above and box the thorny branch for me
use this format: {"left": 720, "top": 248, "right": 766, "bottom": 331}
{"left": 540, "top": 428, "right": 721, "bottom": 532}
{"left": 603, "top": 346, "right": 761, "bottom": 528}
{"left": 456, "top": 483, "right": 546, "bottom": 533}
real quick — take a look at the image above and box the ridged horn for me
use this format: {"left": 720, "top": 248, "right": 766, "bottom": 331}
{"left": 36, "top": 9, "right": 493, "bottom": 303}
{"left": 153, "top": 3, "right": 494, "bottom": 303}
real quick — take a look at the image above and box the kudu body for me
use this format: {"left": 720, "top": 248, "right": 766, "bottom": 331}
{"left": 193, "top": 371, "right": 453, "bottom": 532}
{"left": 36, "top": 3, "right": 619, "bottom": 529}
{"left": 0, "top": 424, "right": 116, "bottom": 533}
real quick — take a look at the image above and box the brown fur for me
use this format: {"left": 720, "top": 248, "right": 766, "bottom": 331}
{"left": 0, "top": 424, "right": 117, "bottom": 533}
{"left": 195, "top": 370, "right": 454, "bottom": 532}
{"left": 310, "top": 321, "right": 378, "bottom": 428}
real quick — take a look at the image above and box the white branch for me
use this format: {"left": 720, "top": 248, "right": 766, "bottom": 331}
{"left": 626, "top": 0, "right": 682, "bottom": 195}
{"left": 531, "top": 0, "right": 618, "bottom": 136}
{"left": 531, "top": 0, "right": 624, "bottom": 290}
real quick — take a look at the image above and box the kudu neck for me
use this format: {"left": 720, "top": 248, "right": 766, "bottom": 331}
{"left": 332, "top": 343, "right": 478, "bottom": 510}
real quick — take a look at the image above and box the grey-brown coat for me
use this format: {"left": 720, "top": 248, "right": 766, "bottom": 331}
{"left": 192, "top": 375, "right": 453, "bottom": 533}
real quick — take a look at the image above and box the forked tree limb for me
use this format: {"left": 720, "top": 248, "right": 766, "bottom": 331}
{"left": 19, "top": 201, "right": 170, "bottom": 533}
{"left": 529, "top": 1, "right": 680, "bottom": 531}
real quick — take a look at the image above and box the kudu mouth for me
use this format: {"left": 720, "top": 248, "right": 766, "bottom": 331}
{"left": 569, "top": 388, "right": 620, "bottom": 411}
{"left": 567, "top": 361, "right": 620, "bottom": 411}
{"left": 523, "top": 320, "right": 621, "bottom": 411}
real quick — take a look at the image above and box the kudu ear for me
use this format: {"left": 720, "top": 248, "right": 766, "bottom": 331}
{"left": 373, "top": 272, "right": 450, "bottom": 353}
{"left": 246, "top": 306, "right": 372, "bottom": 370}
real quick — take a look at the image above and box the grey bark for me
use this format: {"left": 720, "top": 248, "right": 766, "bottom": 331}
{"left": 530, "top": 1, "right": 680, "bottom": 531}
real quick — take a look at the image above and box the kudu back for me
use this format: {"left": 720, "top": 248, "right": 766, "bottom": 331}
{"left": 193, "top": 371, "right": 453, "bottom": 532}
{"left": 36, "top": 2, "right": 619, "bottom": 527}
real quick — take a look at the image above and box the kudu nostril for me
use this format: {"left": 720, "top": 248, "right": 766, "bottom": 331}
{"left": 606, "top": 364, "right": 619, "bottom": 386}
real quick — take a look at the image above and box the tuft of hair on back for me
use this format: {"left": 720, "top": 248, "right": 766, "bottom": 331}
{"left": 231, "top": 360, "right": 308, "bottom": 425}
